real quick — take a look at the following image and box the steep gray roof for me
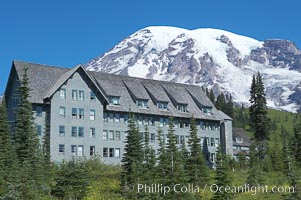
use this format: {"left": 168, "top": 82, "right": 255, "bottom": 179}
{"left": 11, "top": 60, "right": 227, "bottom": 120}
{"left": 13, "top": 60, "right": 69, "bottom": 103}
{"left": 88, "top": 71, "right": 223, "bottom": 120}
{"left": 232, "top": 127, "right": 251, "bottom": 147}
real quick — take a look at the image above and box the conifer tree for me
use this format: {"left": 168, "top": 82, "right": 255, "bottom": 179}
{"left": 187, "top": 117, "right": 209, "bottom": 186}
{"left": 225, "top": 94, "right": 234, "bottom": 118}
{"left": 293, "top": 118, "right": 301, "bottom": 167}
{"left": 11, "top": 66, "right": 45, "bottom": 199}
{"left": 163, "top": 118, "right": 190, "bottom": 199}
{"left": 0, "top": 100, "right": 13, "bottom": 197}
{"left": 121, "top": 112, "right": 143, "bottom": 199}
{"left": 246, "top": 142, "right": 264, "bottom": 186}
{"left": 211, "top": 147, "right": 231, "bottom": 200}
{"left": 249, "top": 72, "right": 270, "bottom": 161}
{"left": 51, "top": 158, "right": 90, "bottom": 200}
{"left": 209, "top": 89, "right": 215, "bottom": 104}
{"left": 141, "top": 126, "right": 156, "bottom": 194}
{"left": 216, "top": 93, "right": 226, "bottom": 111}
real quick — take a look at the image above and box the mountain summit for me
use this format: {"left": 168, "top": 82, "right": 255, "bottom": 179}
{"left": 85, "top": 26, "right": 301, "bottom": 113}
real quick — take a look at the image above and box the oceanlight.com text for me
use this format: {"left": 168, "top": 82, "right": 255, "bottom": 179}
{"left": 125, "top": 183, "right": 296, "bottom": 196}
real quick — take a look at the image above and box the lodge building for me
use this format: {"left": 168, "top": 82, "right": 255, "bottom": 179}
{"left": 4, "top": 61, "right": 233, "bottom": 164}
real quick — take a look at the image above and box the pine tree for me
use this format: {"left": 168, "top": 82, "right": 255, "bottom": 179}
{"left": 141, "top": 126, "right": 156, "bottom": 199}
{"left": 211, "top": 147, "right": 231, "bottom": 200}
{"left": 0, "top": 100, "right": 13, "bottom": 197}
{"left": 282, "top": 128, "right": 299, "bottom": 200}
{"left": 249, "top": 72, "right": 270, "bottom": 161}
{"left": 121, "top": 112, "right": 143, "bottom": 199}
{"left": 13, "top": 67, "right": 40, "bottom": 164}
{"left": 246, "top": 142, "right": 264, "bottom": 186}
{"left": 216, "top": 93, "right": 226, "bottom": 111}
{"left": 51, "top": 158, "right": 90, "bottom": 200}
{"left": 209, "top": 89, "right": 215, "bottom": 104}
{"left": 187, "top": 117, "right": 209, "bottom": 186}
{"left": 292, "top": 118, "right": 301, "bottom": 167}
{"left": 225, "top": 94, "right": 234, "bottom": 118}
{"left": 163, "top": 118, "right": 190, "bottom": 199}
{"left": 11, "top": 66, "right": 46, "bottom": 199}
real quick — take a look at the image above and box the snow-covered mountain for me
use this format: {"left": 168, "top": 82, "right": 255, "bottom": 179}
{"left": 85, "top": 26, "right": 301, "bottom": 113}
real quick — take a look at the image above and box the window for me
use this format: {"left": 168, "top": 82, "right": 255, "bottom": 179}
{"left": 215, "top": 138, "right": 219, "bottom": 147}
{"left": 160, "top": 118, "right": 164, "bottom": 127}
{"left": 72, "top": 90, "right": 78, "bottom": 100}
{"left": 90, "top": 110, "right": 95, "bottom": 120}
{"left": 60, "top": 89, "right": 66, "bottom": 99}
{"left": 109, "top": 130, "right": 114, "bottom": 141}
{"left": 200, "top": 137, "right": 204, "bottom": 146}
{"left": 115, "top": 131, "right": 121, "bottom": 141}
{"left": 150, "top": 133, "right": 155, "bottom": 143}
{"left": 124, "top": 132, "right": 128, "bottom": 141}
{"left": 59, "top": 106, "right": 65, "bottom": 117}
{"left": 109, "top": 148, "right": 114, "bottom": 157}
{"left": 236, "top": 137, "right": 243, "bottom": 144}
{"left": 59, "top": 144, "right": 65, "bottom": 155}
{"left": 115, "top": 113, "right": 120, "bottom": 122}
{"left": 200, "top": 121, "right": 204, "bottom": 130}
{"left": 109, "top": 113, "right": 114, "bottom": 122}
{"left": 90, "top": 128, "right": 95, "bottom": 138}
{"left": 177, "top": 104, "right": 188, "bottom": 112}
{"left": 150, "top": 117, "right": 154, "bottom": 126}
{"left": 180, "top": 135, "right": 185, "bottom": 145}
{"left": 78, "top": 127, "right": 84, "bottom": 137}
{"left": 59, "top": 125, "right": 65, "bottom": 137}
{"left": 78, "top": 108, "right": 84, "bottom": 119}
{"left": 71, "top": 145, "right": 77, "bottom": 156}
{"left": 103, "top": 130, "right": 108, "bottom": 141}
{"left": 137, "top": 99, "right": 148, "bottom": 109}
{"left": 71, "top": 126, "right": 77, "bottom": 137}
{"left": 103, "top": 113, "right": 108, "bottom": 122}
{"left": 158, "top": 101, "right": 168, "bottom": 110}
{"left": 78, "top": 145, "right": 83, "bottom": 156}
{"left": 90, "top": 146, "right": 95, "bottom": 156}
{"left": 108, "top": 96, "right": 120, "bottom": 105}
{"left": 78, "top": 90, "right": 84, "bottom": 101}
{"left": 115, "top": 148, "right": 120, "bottom": 158}
{"left": 103, "top": 148, "right": 108, "bottom": 157}
{"left": 36, "top": 106, "right": 42, "bottom": 117}
{"left": 124, "top": 114, "right": 128, "bottom": 123}
{"left": 36, "top": 125, "right": 42, "bottom": 136}
{"left": 210, "top": 153, "right": 216, "bottom": 163}
{"left": 203, "top": 107, "right": 212, "bottom": 115}
{"left": 90, "top": 91, "right": 96, "bottom": 101}
{"left": 138, "top": 116, "right": 143, "bottom": 125}
{"left": 72, "top": 108, "right": 77, "bottom": 119}
{"left": 175, "top": 135, "right": 179, "bottom": 144}
{"left": 210, "top": 138, "right": 215, "bottom": 147}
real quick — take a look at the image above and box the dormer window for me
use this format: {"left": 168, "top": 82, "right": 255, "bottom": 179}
{"left": 177, "top": 104, "right": 188, "bottom": 112}
{"left": 137, "top": 99, "right": 148, "bottom": 109}
{"left": 236, "top": 137, "right": 243, "bottom": 144}
{"left": 158, "top": 101, "right": 168, "bottom": 110}
{"left": 108, "top": 96, "right": 120, "bottom": 105}
{"left": 203, "top": 107, "right": 212, "bottom": 115}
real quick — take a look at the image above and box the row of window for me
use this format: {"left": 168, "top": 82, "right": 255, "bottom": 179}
{"left": 103, "top": 112, "right": 221, "bottom": 130}
{"left": 200, "top": 121, "right": 220, "bottom": 131}
{"left": 59, "top": 89, "right": 96, "bottom": 101}
{"left": 58, "top": 144, "right": 96, "bottom": 156}
{"left": 59, "top": 126, "right": 96, "bottom": 138}
{"left": 59, "top": 107, "right": 96, "bottom": 120}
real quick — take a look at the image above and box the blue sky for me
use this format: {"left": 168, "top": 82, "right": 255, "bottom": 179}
{"left": 1, "top": 0, "right": 301, "bottom": 94}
